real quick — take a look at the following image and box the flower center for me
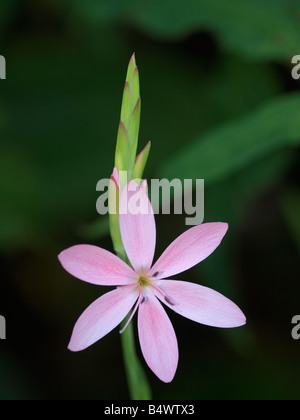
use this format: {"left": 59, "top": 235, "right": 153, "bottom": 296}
{"left": 119, "top": 276, "right": 178, "bottom": 335}
{"left": 138, "top": 276, "right": 152, "bottom": 289}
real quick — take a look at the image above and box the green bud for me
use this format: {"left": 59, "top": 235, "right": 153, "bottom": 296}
{"left": 115, "top": 54, "right": 141, "bottom": 179}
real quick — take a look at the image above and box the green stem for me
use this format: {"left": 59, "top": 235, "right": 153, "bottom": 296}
{"left": 120, "top": 319, "right": 152, "bottom": 400}
{"left": 116, "top": 252, "right": 152, "bottom": 400}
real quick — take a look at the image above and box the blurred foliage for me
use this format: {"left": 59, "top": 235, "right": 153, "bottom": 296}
{"left": 281, "top": 188, "right": 300, "bottom": 254}
{"left": 67, "top": 0, "right": 300, "bottom": 61}
{"left": 0, "top": 0, "right": 299, "bottom": 401}
{"left": 160, "top": 93, "right": 300, "bottom": 185}
{"left": 0, "top": 0, "right": 17, "bottom": 37}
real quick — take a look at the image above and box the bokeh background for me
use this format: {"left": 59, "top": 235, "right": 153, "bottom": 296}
{"left": 1, "top": 0, "right": 300, "bottom": 400}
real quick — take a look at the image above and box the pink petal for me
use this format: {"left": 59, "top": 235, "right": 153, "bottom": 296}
{"left": 119, "top": 181, "right": 156, "bottom": 274}
{"left": 154, "top": 280, "right": 246, "bottom": 328}
{"left": 68, "top": 286, "right": 139, "bottom": 352}
{"left": 138, "top": 291, "right": 178, "bottom": 383}
{"left": 150, "top": 223, "right": 228, "bottom": 279}
{"left": 58, "top": 245, "right": 137, "bottom": 286}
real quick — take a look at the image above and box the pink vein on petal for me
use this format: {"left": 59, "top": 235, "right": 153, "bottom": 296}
{"left": 58, "top": 245, "right": 137, "bottom": 286}
{"left": 154, "top": 280, "right": 246, "bottom": 328}
{"left": 138, "top": 292, "right": 178, "bottom": 383}
{"left": 150, "top": 223, "right": 228, "bottom": 279}
{"left": 68, "top": 286, "right": 139, "bottom": 352}
{"left": 119, "top": 181, "right": 156, "bottom": 274}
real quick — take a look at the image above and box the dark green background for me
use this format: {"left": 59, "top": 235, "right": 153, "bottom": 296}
{"left": 0, "top": 0, "right": 300, "bottom": 400}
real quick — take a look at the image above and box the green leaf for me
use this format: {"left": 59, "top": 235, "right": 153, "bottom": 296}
{"left": 132, "top": 141, "right": 151, "bottom": 181}
{"left": 115, "top": 121, "right": 130, "bottom": 174}
{"left": 160, "top": 93, "right": 300, "bottom": 186}
{"left": 120, "top": 83, "right": 134, "bottom": 128}
{"left": 128, "top": 98, "right": 142, "bottom": 171}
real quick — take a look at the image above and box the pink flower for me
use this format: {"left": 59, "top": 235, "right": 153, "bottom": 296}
{"left": 58, "top": 180, "right": 246, "bottom": 383}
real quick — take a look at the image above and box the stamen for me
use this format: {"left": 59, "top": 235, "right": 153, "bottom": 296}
{"left": 150, "top": 282, "right": 167, "bottom": 299}
{"left": 150, "top": 282, "right": 177, "bottom": 306}
{"left": 119, "top": 290, "right": 143, "bottom": 335}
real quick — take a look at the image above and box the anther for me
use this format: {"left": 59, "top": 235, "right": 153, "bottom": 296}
{"left": 165, "top": 296, "right": 177, "bottom": 306}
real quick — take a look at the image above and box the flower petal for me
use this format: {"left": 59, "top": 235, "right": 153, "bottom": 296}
{"left": 58, "top": 245, "right": 137, "bottom": 286}
{"left": 150, "top": 223, "right": 228, "bottom": 279}
{"left": 119, "top": 181, "right": 156, "bottom": 274}
{"left": 68, "top": 286, "right": 139, "bottom": 352}
{"left": 138, "top": 291, "right": 178, "bottom": 383}
{"left": 154, "top": 280, "right": 246, "bottom": 328}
